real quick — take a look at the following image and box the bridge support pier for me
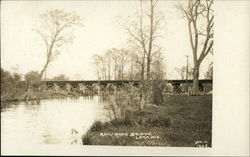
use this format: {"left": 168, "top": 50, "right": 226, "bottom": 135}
{"left": 65, "top": 83, "right": 72, "bottom": 92}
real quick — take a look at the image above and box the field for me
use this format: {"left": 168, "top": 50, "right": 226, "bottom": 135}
{"left": 82, "top": 95, "right": 212, "bottom": 147}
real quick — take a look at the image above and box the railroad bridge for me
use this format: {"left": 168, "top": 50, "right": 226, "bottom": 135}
{"left": 44, "top": 79, "right": 212, "bottom": 94}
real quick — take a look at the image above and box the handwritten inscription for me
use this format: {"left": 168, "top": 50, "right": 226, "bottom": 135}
{"left": 194, "top": 140, "right": 208, "bottom": 147}
{"left": 99, "top": 132, "right": 160, "bottom": 140}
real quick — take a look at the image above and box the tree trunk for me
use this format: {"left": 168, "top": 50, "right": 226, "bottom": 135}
{"left": 121, "top": 66, "right": 124, "bottom": 80}
{"left": 40, "top": 59, "right": 50, "bottom": 80}
{"left": 147, "top": 0, "right": 154, "bottom": 80}
{"left": 40, "top": 40, "right": 54, "bottom": 80}
{"left": 108, "top": 64, "right": 111, "bottom": 80}
{"left": 141, "top": 54, "right": 145, "bottom": 81}
{"left": 130, "top": 62, "right": 133, "bottom": 80}
{"left": 140, "top": 54, "right": 146, "bottom": 110}
{"left": 192, "top": 62, "right": 200, "bottom": 95}
{"left": 140, "top": 93, "right": 145, "bottom": 110}
{"left": 146, "top": 57, "right": 151, "bottom": 80}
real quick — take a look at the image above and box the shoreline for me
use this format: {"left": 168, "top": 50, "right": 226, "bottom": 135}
{"left": 0, "top": 90, "right": 87, "bottom": 103}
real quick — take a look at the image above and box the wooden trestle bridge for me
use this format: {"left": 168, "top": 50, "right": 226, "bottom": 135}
{"left": 44, "top": 79, "right": 212, "bottom": 95}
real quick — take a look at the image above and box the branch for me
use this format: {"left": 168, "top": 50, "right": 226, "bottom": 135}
{"left": 152, "top": 0, "right": 159, "bottom": 8}
{"left": 204, "top": 40, "right": 213, "bottom": 57}
{"left": 188, "top": 21, "right": 195, "bottom": 52}
{"left": 36, "top": 30, "right": 49, "bottom": 47}
{"left": 198, "top": 32, "right": 208, "bottom": 36}
{"left": 199, "top": 40, "right": 213, "bottom": 63}
{"left": 125, "top": 27, "right": 143, "bottom": 46}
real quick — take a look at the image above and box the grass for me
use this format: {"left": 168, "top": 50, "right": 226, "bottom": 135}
{"left": 82, "top": 95, "right": 212, "bottom": 147}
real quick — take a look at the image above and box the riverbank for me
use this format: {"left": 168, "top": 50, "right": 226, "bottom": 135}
{"left": 82, "top": 95, "right": 212, "bottom": 147}
{"left": 0, "top": 89, "right": 83, "bottom": 102}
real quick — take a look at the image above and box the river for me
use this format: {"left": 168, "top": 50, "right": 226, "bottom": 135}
{"left": 1, "top": 96, "right": 108, "bottom": 148}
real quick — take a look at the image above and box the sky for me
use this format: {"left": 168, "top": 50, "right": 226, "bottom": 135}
{"left": 1, "top": 0, "right": 212, "bottom": 80}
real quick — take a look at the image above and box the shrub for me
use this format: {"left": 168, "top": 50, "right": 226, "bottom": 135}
{"left": 150, "top": 81, "right": 167, "bottom": 105}
{"left": 90, "top": 120, "right": 104, "bottom": 132}
{"left": 24, "top": 71, "right": 41, "bottom": 85}
{"left": 82, "top": 133, "right": 93, "bottom": 145}
{"left": 104, "top": 83, "right": 141, "bottom": 122}
{"left": 1, "top": 68, "right": 24, "bottom": 99}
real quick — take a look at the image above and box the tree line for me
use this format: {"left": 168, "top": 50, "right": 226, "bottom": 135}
{"left": 92, "top": 48, "right": 166, "bottom": 81}
{"left": 1, "top": 68, "right": 70, "bottom": 99}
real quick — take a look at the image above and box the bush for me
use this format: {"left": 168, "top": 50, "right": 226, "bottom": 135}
{"left": 1, "top": 68, "right": 24, "bottom": 99}
{"left": 82, "top": 133, "right": 93, "bottom": 145}
{"left": 90, "top": 120, "right": 104, "bottom": 132}
{"left": 24, "top": 71, "right": 41, "bottom": 84}
{"left": 150, "top": 81, "right": 167, "bottom": 105}
{"left": 104, "top": 83, "right": 141, "bottom": 121}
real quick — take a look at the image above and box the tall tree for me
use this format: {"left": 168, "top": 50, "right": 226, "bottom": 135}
{"left": 24, "top": 71, "right": 41, "bottom": 85}
{"left": 127, "top": 50, "right": 138, "bottom": 80}
{"left": 93, "top": 54, "right": 104, "bottom": 80}
{"left": 92, "top": 48, "right": 131, "bottom": 80}
{"left": 177, "top": 0, "right": 214, "bottom": 95}
{"left": 121, "top": 0, "right": 165, "bottom": 109}
{"left": 123, "top": 0, "right": 164, "bottom": 80}
{"left": 109, "top": 48, "right": 129, "bottom": 80}
{"left": 104, "top": 50, "right": 113, "bottom": 80}
{"left": 35, "top": 9, "right": 83, "bottom": 80}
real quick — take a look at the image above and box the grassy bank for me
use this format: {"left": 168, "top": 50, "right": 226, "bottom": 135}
{"left": 82, "top": 95, "right": 212, "bottom": 147}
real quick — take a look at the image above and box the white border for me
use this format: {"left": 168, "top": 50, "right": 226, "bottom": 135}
{"left": 1, "top": 0, "right": 249, "bottom": 156}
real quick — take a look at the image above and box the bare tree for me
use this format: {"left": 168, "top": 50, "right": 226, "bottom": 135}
{"left": 100, "top": 57, "right": 107, "bottom": 80}
{"left": 175, "top": 67, "right": 186, "bottom": 80}
{"left": 93, "top": 55, "right": 101, "bottom": 80}
{"left": 122, "top": 0, "right": 164, "bottom": 80}
{"left": 119, "top": 0, "right": 165, "bottom": 109}
{"left": 109, "top": 48, "right": 129, "bottom": 80}
{"left": 127, "top": 44, "right": 146, "bottom": 80}
{"left": 35, "top": 9, "right": 83, "bottom": 80}
{"left": 119, "top": 49, "right": 130, "bottom": 80}
{"left": 93, "top": 48, "right": 130, "bottom": 80}
{"left": 151, "top": 50, "right": 166, "bottom": 80}
{"left": 127, "top": 50, "right": 139, "bottom": 80}
{"left": 93, "top": 54, "right": 106, "bottom": 80}
{"left": 177, "top": 0, "right": 214, "bottom": 95}
{"left": 175, "top": 65, "right": 193, "bottom": 80}
{"left": 104, "top": 50, "right": 113, "bottom": 80}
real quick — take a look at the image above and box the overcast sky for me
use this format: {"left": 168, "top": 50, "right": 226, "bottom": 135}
{"left": 1, "top": 0, "right": 212, "bottom": 80}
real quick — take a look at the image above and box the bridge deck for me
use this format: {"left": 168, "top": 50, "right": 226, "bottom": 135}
{"left": 44, "top": 79, "right": 212, "bottom": 85}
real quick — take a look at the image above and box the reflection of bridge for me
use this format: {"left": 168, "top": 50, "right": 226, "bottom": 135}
{"left": 44, "top": 79, "right": 212, "bottom": 94}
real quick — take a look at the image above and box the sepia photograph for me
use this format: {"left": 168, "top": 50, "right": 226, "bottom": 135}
{"left": 1, "top": 0, "right": 249, "bottom": 156}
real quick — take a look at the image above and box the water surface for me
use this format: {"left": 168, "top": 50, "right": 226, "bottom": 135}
{"left": 1, "top": 96, "right": 107, "bottom": 146}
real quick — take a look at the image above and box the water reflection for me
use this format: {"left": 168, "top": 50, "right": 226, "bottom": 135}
{"left": 1, "top": 96, "right": 106, "bottom": 146}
